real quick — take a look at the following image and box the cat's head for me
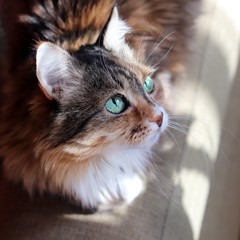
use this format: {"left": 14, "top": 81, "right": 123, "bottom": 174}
{"left": 36, "top": 6, "right": 169, "bottom": 157}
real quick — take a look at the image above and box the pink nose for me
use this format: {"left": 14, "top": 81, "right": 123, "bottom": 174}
{"left": 151, "top": 112, "right": 163, "bottom": 127}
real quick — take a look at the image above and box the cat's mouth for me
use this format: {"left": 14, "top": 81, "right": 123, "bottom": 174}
{"left": 127, "top": 110, "right": 168, "bottom": 148}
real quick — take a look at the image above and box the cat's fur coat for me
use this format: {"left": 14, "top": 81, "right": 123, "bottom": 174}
{"left": 0, "top": 0, "right": 199, "bottom": 209}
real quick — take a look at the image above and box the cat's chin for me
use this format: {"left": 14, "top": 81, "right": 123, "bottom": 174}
{"left": 138, "top": 127, "right": 168, "bottom": 149}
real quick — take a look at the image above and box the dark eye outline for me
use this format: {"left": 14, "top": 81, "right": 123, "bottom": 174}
{"left": 144, "top": 76, "right": 154, "bottom": 94}
{"left": 105, "top": 94, "right": 129, "bottom": 114}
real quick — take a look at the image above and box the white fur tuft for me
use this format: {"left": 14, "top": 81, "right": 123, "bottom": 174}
{"left": 103, "top": 6, "right": 133, "bottom": 61}
{"left": 56, "top": 147, "right": 150, "bottom": 208}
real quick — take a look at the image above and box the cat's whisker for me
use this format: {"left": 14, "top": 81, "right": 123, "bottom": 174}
{"left": 168, "top": 124, "right": 189, "bottom": 135}
{"left": 150, "top": 45, "right": 173, "bottom": 69}
{"left": 169, "top": 114, "right": 240, "bottom": 159}
{"left": 168, "top": 113, "right": 194, "bottom": 118}
{"left": 168, "top": 116, "right": 194, "bottom": 122}
{"left": 168, "top": 125, "right": 190, "bottom": 135}
{"left": 165, "top": 128, "right": 182, "bottom": 153}
{"left": 151, "top": 172, "right": 182, "bottom": 201}
{"left": 169, "top": 121, "right": 190, "bottom": 129}
{"left": 146, "top": 31, "right": 175, "bottom": 65}
{"left": 136, "top": 30, "right": 147, "bottom": 64}
{"left": 147, "top": 165, "right": 184, "bottom": 213}
{"left": 162, "top": 130, "right": 172, "bottom": 144}
{"left": 144, "top": 32, "right": 163, "bottom": 63}
{"left": 150, "top": 152, "right": 176, "bottom": 186}
{"left": 171, "top": 113, "right": 240, "bottom": 146}
{"left": 168, "top": 121, "right": 215, "bottom": 190}
{"left": 168, "top": 120, "right": 190, "bottom": 130}
{"left": 133, "top": 25, "right": 158, "bottom": 64}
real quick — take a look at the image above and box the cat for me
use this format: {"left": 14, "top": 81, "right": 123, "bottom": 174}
{"left": 0, "top": 0, "right": 198, "bottom": 210}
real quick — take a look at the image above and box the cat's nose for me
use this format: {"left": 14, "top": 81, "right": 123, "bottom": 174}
{"left": 151, "top": 112, "right": 163, "bottom": 127}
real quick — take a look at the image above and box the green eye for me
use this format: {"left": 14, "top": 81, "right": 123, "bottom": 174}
{"left": 105, "top": 95, "right": 125, "bottom": 114}
{"left": 144, "top": 76, "right": 154, "bottom": 94}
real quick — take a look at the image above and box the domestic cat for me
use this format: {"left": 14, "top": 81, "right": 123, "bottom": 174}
{"left": 0, "top": 0, "right": 198, "bottom": 209}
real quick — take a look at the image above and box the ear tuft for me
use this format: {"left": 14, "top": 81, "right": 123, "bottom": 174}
{"left": 102, "top": 6, "right": 131, "bottom": 52}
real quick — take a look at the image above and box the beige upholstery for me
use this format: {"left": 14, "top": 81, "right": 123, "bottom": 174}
{"left": 1, "top": 0, "right": 240, "bottom": 239}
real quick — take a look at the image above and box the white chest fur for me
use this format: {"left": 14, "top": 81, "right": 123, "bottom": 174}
{"left": 60, "top": 148, "right": 151, "bottom": 209}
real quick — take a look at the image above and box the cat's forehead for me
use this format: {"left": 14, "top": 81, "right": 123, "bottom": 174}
{"left": 74, "top": 45, "right": 106, "bottom": 57}
{"left": 72, "top": 44, "right": 148, "bottom": 94}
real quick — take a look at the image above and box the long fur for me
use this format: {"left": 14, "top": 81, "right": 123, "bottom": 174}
{"left": 0, "top": 0, "right": 199, "bottom": 209}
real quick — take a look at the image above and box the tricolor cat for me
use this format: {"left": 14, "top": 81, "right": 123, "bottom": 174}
{"left": 0, "top": 0, "right": 197, "bottom": 209}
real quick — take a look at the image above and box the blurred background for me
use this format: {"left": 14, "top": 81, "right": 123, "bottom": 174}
{"left": 160, "top": 0, "right": 240, "bottom": 238}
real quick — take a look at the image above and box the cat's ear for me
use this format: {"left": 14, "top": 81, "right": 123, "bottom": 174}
{"left": 36, "top": 42, "right": 80, "bottom": 101}
{"left": 96, "top": 5, "right": 132, "bottom": 55}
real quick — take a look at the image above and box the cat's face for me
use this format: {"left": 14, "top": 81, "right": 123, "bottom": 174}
{"left": 36, "top": 6, "right": 168, "bottom": 157}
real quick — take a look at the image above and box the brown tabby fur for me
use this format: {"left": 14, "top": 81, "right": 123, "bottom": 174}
{"left": 0, "top": 0, "right": 200, "bottom": 206}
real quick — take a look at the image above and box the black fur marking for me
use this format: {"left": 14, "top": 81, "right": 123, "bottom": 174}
{"left": 131, "top": 125, "right": 142, "bottom": 134}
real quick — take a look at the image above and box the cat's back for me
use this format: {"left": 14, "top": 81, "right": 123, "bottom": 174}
{"left": 0, "top": 0, "right": 114, "bottom": 69}
{"left": 0, "top": 0, "right": 199, "bottom": 64}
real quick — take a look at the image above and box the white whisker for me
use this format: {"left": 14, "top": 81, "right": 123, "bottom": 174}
{"left": 168, "top": 124, "right": 189, "bottom": 135}
{"left": 149, "top": 164, "right": 183, "bottom": 207}
{"left": 151, "top": 45, "right": 173, "bottom": 70}
{"left": 144, "top": 32, "right": 163, "bottom": 63}
{"left": 168, "top": 120, "right": 190, "bottom": 130}
{"left": 166, "top": 129, "right": 182, "bottom": 152}
{"left": 146, "top": 31, "right": 175, "bottom": 64}
{"left": 168, "top": 119, "right": 215, "bottom": 189}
